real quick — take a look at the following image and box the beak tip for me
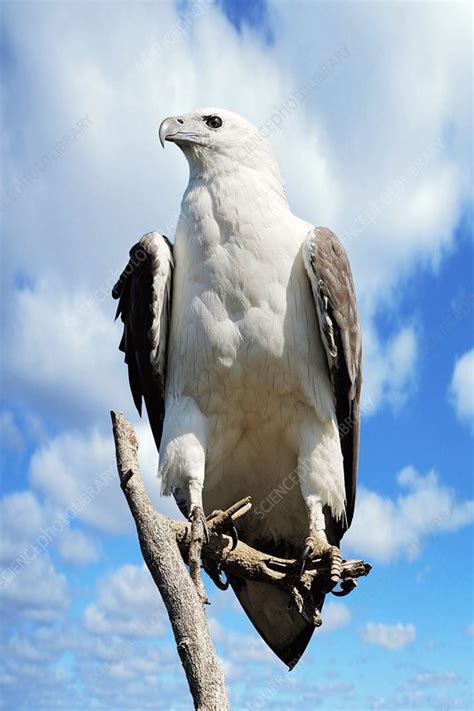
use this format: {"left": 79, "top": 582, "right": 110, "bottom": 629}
{"left": 159, "top": 118, "right": 170, "bottom": 149}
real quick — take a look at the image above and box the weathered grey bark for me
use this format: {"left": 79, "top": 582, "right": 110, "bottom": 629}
{"left": 111, "top": 411, "right": 230, "bottom": 711}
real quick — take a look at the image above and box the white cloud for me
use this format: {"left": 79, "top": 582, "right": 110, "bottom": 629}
{"left": 318, "top": 601, "right": 351, "bottom": 634}
{"left": 0, "top": 491, "right": 46, "bottom": 564}
{"left": 344, "top": 466, "right": 474, "bottom": 563}
{"left": 407, "top": 671, "right": 459, "bottom": 688}
{"left": 3, "top": 280, "right": 132, "bottom": 427}
{"left": 360, "top": 622, "right": 415, "bottom": 651}
{"left": 0, "top": 486, "right": 107, "bottom": 621}
{"left": 29, "top": 427, "right": 128, "bottom": 534}
{"left": 28, "top": 423, "right": 181, "bottom": 535}
{"left": 363, "top": 325, "right": 418, "bottom": 413}
{"left": 0, "top": 616, "right": 185, "bottom": 710}
{"left": 465, "top": 622, "right": 474, "bottom": 637}
{"left": 218, "top": 656, "right": 241, "bottom": 682}
{"left": 82, "top": 564, "right": 167, "bottom": 637}
{"left": 0, "top": 555, "right": 69, "bottom": 622}
{"left": 57, "top": 528, "right": 100, "bottom": 565}
{"left": 449, "top": 349, "right": 474, "bottom": 431}
{"left": 208, "top": 616, "right": 276, "bottom": 665}
{"left": 0, "top": 411, "right": 24, "bottom": 452}
{"left": 0, "top": 411, "right": 47, "bottom": 453}
{"left": 0, "top": 490, "right": 105, "bottom": 621}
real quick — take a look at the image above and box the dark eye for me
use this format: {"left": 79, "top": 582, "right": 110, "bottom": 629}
{"left": 205, "top": 115, "right": 222, "bottom": 129}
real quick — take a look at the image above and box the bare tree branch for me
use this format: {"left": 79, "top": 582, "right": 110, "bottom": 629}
{"left": 111, "top": 411, "right": 229, "bottom": 711}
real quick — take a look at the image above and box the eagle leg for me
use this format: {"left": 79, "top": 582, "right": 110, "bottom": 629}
{"left": 188, "top": 505, "right": 209, "bottom": 605}
{"left": 299, "top": 495, "right": 343, "bottom": 591}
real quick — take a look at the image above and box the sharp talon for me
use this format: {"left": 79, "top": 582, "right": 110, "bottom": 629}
{"left": 230, "top": 525, "right": 239, "bottom": 551}
{"left": 215, "top": 570, "right": 229, "bottom": 591}
{"left": 204, "top": 563, "right": 230, "bottom": 592}
{"left": 331, "top": 578, "right": 357, "bottom": 597}
{"left": 299, "top": 544, "right": 312, "bottom": 577}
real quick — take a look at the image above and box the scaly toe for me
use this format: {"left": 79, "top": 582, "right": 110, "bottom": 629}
{"left": 328, "top": 546, "right": 343, "bottom": 585}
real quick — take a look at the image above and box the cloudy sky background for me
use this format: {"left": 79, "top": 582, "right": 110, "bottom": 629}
{"left": 0, "top": 1, "right": 473, "bottom": 709}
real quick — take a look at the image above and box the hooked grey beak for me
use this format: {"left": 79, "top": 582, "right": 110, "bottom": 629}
{"left": 159, "top": 117, "right": 178, "bottom": 148}
{"left": 159, "top": 115, "right": 206, "bottom": 148}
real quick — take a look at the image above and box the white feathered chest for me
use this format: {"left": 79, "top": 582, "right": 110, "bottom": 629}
{"left": 165, "top": 176, "right": 334, "bottom": 429}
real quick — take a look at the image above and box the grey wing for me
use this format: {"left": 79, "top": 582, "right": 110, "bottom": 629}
{"left": 112, "top": 231, "right": 174, "bottom": 451}
{"left": 302, "top": 227, "right": 362, "bottom": 537}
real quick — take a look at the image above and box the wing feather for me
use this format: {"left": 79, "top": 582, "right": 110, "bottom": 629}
{"left": 112, "top": 231, "right": 173, "bottom": 450}
{"left": 303, "top": 227, "right": 362, "bottom": 536}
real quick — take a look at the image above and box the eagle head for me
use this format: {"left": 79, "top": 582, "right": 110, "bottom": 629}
{"left": 158, "top": 107, "right": 283, "bottom": 186}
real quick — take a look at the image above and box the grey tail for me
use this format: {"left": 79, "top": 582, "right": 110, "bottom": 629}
{"left": 229, "top": 576, "right": 324, "bottom": 668}
{"left": 228, "top": 538, "right": 325, "bottom": 668}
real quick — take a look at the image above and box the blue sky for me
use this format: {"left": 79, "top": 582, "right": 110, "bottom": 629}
{"left": 0, "top": 1, "right": 473, "bottom": 709}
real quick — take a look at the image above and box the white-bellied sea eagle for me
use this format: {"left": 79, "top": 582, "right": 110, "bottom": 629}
{"left": 113, "top": 108, "right": 362, "bottom": 668}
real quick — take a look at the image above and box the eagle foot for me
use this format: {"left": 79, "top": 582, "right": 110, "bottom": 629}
{"left": 299, "top": 536, "right": 343, "bottom": 592}
{"left": 188, "top": 506, "right": 209, "bottom": 605}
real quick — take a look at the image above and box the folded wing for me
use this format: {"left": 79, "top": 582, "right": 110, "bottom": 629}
{"left": 112, "top": 232, "right": 174, "bottom": 450}
{"left": 302, "top": 227, "right": 362, "bottom": 538}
